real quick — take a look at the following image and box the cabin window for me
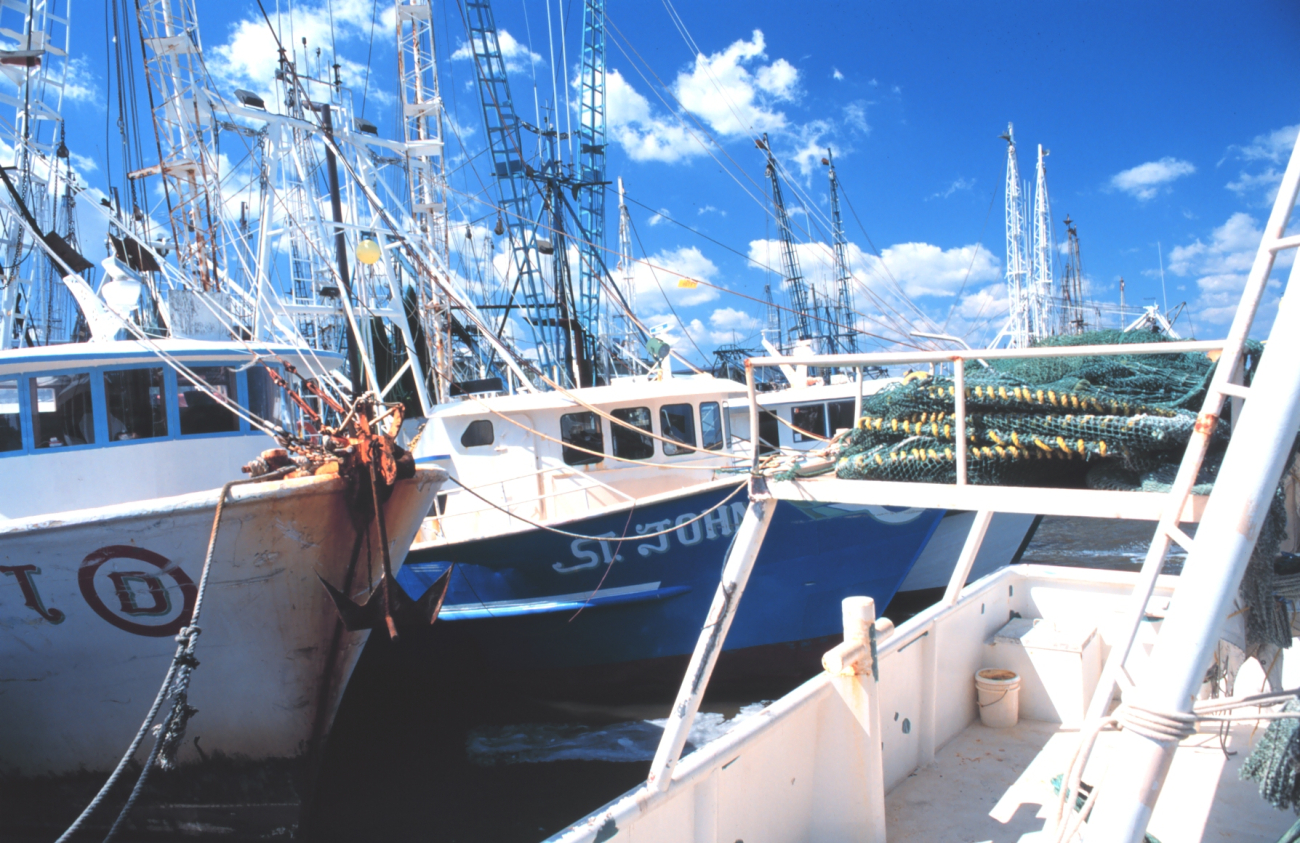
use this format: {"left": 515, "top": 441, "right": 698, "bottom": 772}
{"left": 0, "top": 378, "right": 21, "bottom": 452}
{"left": 791, "top": 403, "right": 827, "bottom": 443}
{"left": 248, "top": 366, "right": 286, "bottom": 428}
{"left": 659, "top": 403, "right": 696, "bottom": 457}
{"left": 177, "top": 367, "right": 240, "bottom": 435}
{"left": 30, "top": 373, "right": 95, "bottom": 448}
{"left": 560, "top": 411, "right": 603, "bottom": 465}
{"left": 104, "top": 368, "right": 167, "bottom": 441}
{"left": 610, "top": 407, "right": 654, "bottom": 460}
{"left": 828, "top": 400, "right": 857, "bottom": 435}
{"left": 700, "top": 402, "right": 724, "bottom": 451}
{"left": 758, "top": 410, "right": 780, "bottom": 455}
{"left": 460, "top": 419, "right": 494, "bottom": 448}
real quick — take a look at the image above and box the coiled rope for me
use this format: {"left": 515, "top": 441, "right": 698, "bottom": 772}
{"left": 1049, "top": 687, "right": 1300, "bottom": 843}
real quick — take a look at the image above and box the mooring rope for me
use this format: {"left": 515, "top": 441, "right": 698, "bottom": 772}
{"left": 54, "top": 468, "right": 294, "bottom": 843}
{"left": 1049, "top": 687, "right": 1300, "bottom": 842}
{"left": 444, "top": 475, "right": 747, "bottom": 543}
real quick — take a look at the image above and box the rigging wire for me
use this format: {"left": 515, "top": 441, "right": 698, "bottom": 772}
{"left": 359, "top": 0, "right": 379, "bottom": 118}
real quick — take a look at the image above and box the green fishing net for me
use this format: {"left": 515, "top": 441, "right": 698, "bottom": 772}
{"left": 834, "top": 330, "right": 1236, "bottom": 486}
{"left": 825, "top": 329, "right": 1293, "bottom": 651}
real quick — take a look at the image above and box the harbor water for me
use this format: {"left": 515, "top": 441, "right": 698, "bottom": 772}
{"left": 4, "top": 515, "right": 1185, "bottom": 842}
{"left": 303, "top": 515, "right": 1182, "bottom": 843}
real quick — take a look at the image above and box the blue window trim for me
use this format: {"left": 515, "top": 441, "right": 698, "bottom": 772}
{"left": 22, "top": 368, "right": 100, "bottom": 455}
{"left": 100, "top": 363, "right": 172, "bottom": 448}
{"left": 0, "top": 359, "right": 264, "bottom": 457}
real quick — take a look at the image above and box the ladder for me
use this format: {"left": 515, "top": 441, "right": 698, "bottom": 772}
{"left": 646, "top": 129, "right": 1300, "bottom": 842}
{"left": 1082, "top": 131, "right": 1300, "bottom": 839}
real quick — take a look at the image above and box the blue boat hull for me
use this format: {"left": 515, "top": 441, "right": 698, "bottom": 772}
{"left": 398, "top": 482, "right": 944, "bottom": 673}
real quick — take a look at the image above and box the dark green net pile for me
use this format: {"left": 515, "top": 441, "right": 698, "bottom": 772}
{"left": 827, "top": 330, "right": 1293, "bottom": 651}
{"left": 834, "top": 330, "right": 1243, "bottom": 487}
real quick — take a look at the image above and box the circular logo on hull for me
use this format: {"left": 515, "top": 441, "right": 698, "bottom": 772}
{"left": 79, "top": 546, "right": 197, "bottom": 637}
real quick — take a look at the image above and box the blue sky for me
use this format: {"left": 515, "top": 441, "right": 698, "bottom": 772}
{"left": 54, "top": 0, "right": 1300, "bottom": 364}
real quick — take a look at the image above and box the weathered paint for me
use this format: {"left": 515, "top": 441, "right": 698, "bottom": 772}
{"left": 0, "top": 467, "right": 444, "bottom": 776}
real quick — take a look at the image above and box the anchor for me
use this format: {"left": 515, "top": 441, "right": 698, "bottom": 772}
{"left": 318, "top": 565, "right": 450, "bottom": 640}
{"left": 318, "top": 399, "right": 447, "bottom": 640}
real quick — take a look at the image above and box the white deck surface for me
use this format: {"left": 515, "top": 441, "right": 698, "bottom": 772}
{"left": 886, "top": 717, "right": 1293, "bottom": 842}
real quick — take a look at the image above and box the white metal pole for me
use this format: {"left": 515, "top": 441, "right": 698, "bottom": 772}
{"left": 1085, "top": 252, "right": 1300, "bottom": 842}
{"left": 647, "top": 491, "right": 777, "bottom": 791}
{"left": 827, "top": 596, "right": 888, "bottom": 843}
{"left": 942, "top": 510, "right": 994, "bottom": 606}
{"left": 747, "top": 359, "right": 761, "bottom": 469}
{"left": 1084, "top": 131, "right": 1300, "bottom": 722}
{"left": 954, "top": 357, "right": 967, "bottom": 485}
{"left": 854, "top": 365, "right": 864, "bottom": 420}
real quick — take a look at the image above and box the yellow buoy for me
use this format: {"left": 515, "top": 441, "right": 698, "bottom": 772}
{"left": 356, "top": 237, "right": 382, "bottom": 265}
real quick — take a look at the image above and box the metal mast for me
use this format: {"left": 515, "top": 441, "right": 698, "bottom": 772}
{"left": 1030, "top": 143, "right": 1055, "bottom": 341}
{"left": 575, "top": 0, "right": 605, "bottom": 373}
{"left": 461, "top": 0, "right": 558, "bottom": 386}
{"left": 0, "top": 0, "right": 75, "bottom": 348}
{"left": 133, "top": 0, "right": 244, "bottom": 299}
{"left": 1060, "top": 214, "right": 1086, "bottom": 334}
{"left": 824, "top": 150, "right": 857, "bottom": 355}
{"left": 1001, "top": 123, "right": 1031, "bottom": 348}
{"left": 398, "top": 0, "right": 448, "bottom": 262}
{"left": 760, "top": 134, "right": 812, "bottom": 345}
{"left": 397, "top": 0, "right": 450, "bottom": 402}
{"left": 614, "top": 177, "right": 636, "bottom": 347}
{"left": 762, "top": 283, "right": 782, "bottom": 349}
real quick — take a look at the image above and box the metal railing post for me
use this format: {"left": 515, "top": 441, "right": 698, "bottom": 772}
{"left": 746, "top": 359, "right": 760, "bottom": 470}
{"left": 647, "top": 487, "right": 776, "bottom": 791}
{"left": 954, "top": 357, "right": 967, "bottom": 485}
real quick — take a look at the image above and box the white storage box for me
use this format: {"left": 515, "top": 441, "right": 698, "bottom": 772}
{"left": 984, "top": 617, "right": 1101, "bottom": 727}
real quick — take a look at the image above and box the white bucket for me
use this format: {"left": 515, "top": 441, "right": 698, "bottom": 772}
{"left": 975, "top": 668, "right": 1021, "bottom": 728}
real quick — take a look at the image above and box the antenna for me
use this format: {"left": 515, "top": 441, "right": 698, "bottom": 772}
{"left": 1157, "top": 241, "right": 1168, "bottom": 316}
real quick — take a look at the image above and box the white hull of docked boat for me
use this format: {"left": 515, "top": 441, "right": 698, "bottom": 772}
{"left": 0, "top": 467, "right": 445, "bottom": 777}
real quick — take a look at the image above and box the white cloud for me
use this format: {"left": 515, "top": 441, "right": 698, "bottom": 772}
{"left": 787, "top": 120, "right": 836, "bottom": 177}
{"left": 1226, "top": 169, "right": 1282, "bottom": 199}
{"left": 648, "top": 207, "right": 671, "bottom": 226}
{"left": 930, "top": 177, "right": 974, "bottom": 201}
{"left": 863, "top": 242, "right": 1001, "bottom": 299}
{"left": 631, "top": 246, "right": 720, "bottom": 308}
{"left": 208, "top": 0, "right": 398, "bottom": 108}
{"left": 69, "top": 152, "right": 98, "bottom": 173}
{"left": 63, "top": 56, "right": 99, "bottom": 104}
{"left": 1167, "top": 211, "right": 1293, "bottom": 326}
{"left": 673, "top": 30, "right": 798, "bottom": 138}
{"left": 707, "top": 306, "right": 760, "bottom": 343}
{"left": 1223, "top": 124, "right": 1298, "bottom": 205}
{"left": 606, "top": 68, "right": 705, "bottom": 163}
{"left": 832, "top": 68, "right": 844, "bottom": 81}
{"left": 843, "top": 102, "right": 869, "bottom": 135}
{"left": 1229, "top": 124, "right": 1300, "bottom": 165}
{"left": 1108, "top": 157, "right": 1196, "bottom": 201}
{"left": 450, "top": 29, "right": 541, "bottom": 76}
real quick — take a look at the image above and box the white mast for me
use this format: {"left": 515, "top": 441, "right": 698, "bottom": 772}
{"left": 397, "top": 0, "right": 447, "bottom": 262}
{"left": 616, "top": 177, "right": 635, "bottom": 340}
{"left": 134, "top": 0, "right": 244, "bottom": 300}
{"left": 1030, "top": 143, "right": 1055, "bottom": 342}
{"left": 1001, "top": 123, "right": 1031, "bottom": 348}
{"left": 0, "top": 0, "right": 74, "bottom": 348}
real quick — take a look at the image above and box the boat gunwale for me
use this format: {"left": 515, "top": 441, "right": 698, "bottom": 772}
{"left": 0, "top": 465, "right": 448, "bottom": 536}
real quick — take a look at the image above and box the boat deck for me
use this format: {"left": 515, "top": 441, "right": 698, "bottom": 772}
{"left": 887, "top": 717, "right": 1289, "bottom": 842}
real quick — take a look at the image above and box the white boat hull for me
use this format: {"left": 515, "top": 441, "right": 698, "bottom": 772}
{"left": 0, "top": 467, "right": 445, "bottom": 777}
